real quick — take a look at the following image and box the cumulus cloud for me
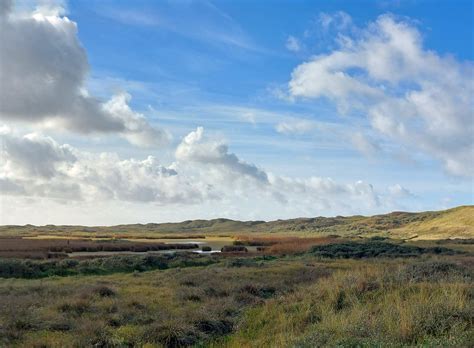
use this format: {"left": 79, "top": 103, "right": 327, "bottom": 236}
{"left": 0, "top": 0, "right": 13, "bottom": 16}
{"left": 268, "top": 175, "right": 381, "bottom": 211}
{"left": 0, "top": 129, "right": 203, "bottom": 203}
{"left": 1, "top": 127, "right": 75, "bottom": 178}
{"left": 176, "top": 127, "right": 269, "bottom": 184}
{"left": 103, "top": 93, "right": 171, "bottom": 147}
{"left": 0, "top": 1, "right": 168, "bottom": 147}
{"left": 0, "top": 127, "right": 411, "bottom": 217}
{"left": 388, "top": 184, "right": 413, "bottom": 198}
{"left": 174, "top": 127, "right": 401, "bottom": 213}
{"left": 289, "top": 14, "right": 474, "bottom": 177}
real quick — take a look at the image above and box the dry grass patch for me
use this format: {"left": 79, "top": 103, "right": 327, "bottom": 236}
{"left": 234, "top": 235, "right": 341, "bottom": 255}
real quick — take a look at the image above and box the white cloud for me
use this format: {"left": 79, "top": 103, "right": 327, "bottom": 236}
{"left": 388, "top": 184, "right": 413, "bottom": 198}
{"left": 174, "top": 127, "right": 387, "bottom": 213}
{"left": 285, "top": 35, "right": 301, "bottom": 52}
{"left": 0, "top": 1, "right": 169, "bottom": 147}
{"left": 0, "top": 127, "right": 412, "bottom": 221}
{"left": 175, "top": 127, "right": 269, "bottom": 184}
{"left": 1, "top": 131, "right": 75, "bottom": 179}
{"left": 0, "top": 129, "right": 204, "bottom": 203}
{"left": 269, "top": 175, "right": 381, "bottom": 211}
{"left": 103, "top": 93, "right": 171, "bottom": 147}
{"left": 289, "top": 14, "right": 474, "bottom": 177}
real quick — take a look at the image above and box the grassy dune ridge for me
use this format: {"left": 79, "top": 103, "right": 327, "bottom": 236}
{"left": 1, "top": 205, "right": 472, "bottom": 240}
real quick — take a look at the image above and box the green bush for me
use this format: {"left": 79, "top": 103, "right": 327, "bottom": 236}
{"left": 310, "top": 241, "right": 459, "bottom": 259}
{"left": 221, "top": 245, "right": 248, "bottom": 252}
{"left": 0, "top": 254, "right": 218, "bottom": 279}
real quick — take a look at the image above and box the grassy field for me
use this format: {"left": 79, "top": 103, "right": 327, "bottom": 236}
{"left": 0, "top": 207, "right": 473, "bottom": 347}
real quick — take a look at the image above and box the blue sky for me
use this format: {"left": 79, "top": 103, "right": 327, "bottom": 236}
{"left": 0, "top": 0, "right": 472, "bottom": 224}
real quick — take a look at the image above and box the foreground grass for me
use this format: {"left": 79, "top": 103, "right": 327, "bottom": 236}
{"left": 0, "top": 242, "right": 472, "bottom": 347}
{"left": 222, "top": 259, "right": 473, "bottom": 347}
{"left": 0, "top": 257, "right": 329, "bottom": 347}
{"left": 0, "top": 237, "right": 474, "bottom": 347}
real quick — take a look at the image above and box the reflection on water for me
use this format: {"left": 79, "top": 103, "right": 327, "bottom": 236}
{"left": 193, "top": 250, "right": 221, "bottom": 254}
{"left": 55, "top": 236, "right": 260, "bottom": 257}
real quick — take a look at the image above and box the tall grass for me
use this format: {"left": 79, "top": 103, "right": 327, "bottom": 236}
{"left": 223, "top": 261, "right": 473, "bottom": 347}
{"left": 234, "top": 235, "right": 340, "bottom": 255}
{"left": 0, "top": 258, "right": 329, "bottom": 347}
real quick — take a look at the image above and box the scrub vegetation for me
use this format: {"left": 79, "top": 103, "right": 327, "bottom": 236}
{"left": 0, "top": 207, "right": 473, "bottom": 347}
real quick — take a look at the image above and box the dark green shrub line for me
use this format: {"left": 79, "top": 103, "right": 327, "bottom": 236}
{"left": 436, "top": 238, "right": 474, "bottom": 245}
{"left": 310, "top": 241, "right": 461, "bottom": 259}
{"left": 0, "top": 254, "right": 218, "bottom": 279}
{"left": 221, "top": 245, "right": 248, "bottom": 252}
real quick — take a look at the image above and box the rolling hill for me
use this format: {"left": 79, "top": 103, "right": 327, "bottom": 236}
{"left": 0, "top": 206, "right": 472, "bottom": 240}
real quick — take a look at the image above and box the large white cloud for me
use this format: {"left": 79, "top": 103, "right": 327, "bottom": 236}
{"left": 0, "top": 128, "right": 202, "bottom": 203}
{"left": 176, "top": 127, "right": 269, "bottom": 185}
{"left": 289, "top": 14, "right": 474, "bottom": 177}
{"left": 0, "top": 127, "right": 407, "bottom": 218}
{"left": 0, "top": 0, "right": 169, "bottom": 147}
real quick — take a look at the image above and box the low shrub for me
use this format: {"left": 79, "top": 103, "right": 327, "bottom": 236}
{"left": 195, "top": 319, "right": 233, "bottom": 336}
{"left": 221, "top": 245, "right": 248, "bottom": 253}
{"left": 204, "top": 287, "right": 229, "bottom": 297}
{"left": 92, "top": 285, "right": 116, "bottom": 297}
{"left": 58, "top": 299, "right": 91, "bottom": 316}
{"left": 239, "top": 284, "right": 276, "bottom": 299}
{"left": 310, "top": 241, "right": 459, "bottom": 259}
{"left": 369, "top": 236, "right": 388, "bottom": 241}
{"left": 399, "top": 261, "right": 472, "bottom": 282}
{"left": 143, "top": 321, "right": 198, "bottom": 347}
{"left": 0, "top": 254, "right": 218, "bottom": 279}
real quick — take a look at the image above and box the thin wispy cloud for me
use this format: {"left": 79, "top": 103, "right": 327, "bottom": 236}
{"left": 93, "top": 2, "right": 269, "bottom": 55}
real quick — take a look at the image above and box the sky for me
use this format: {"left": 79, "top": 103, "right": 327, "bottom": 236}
{"left": 0, "top": 0, "right": 473, "bottom": 225}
